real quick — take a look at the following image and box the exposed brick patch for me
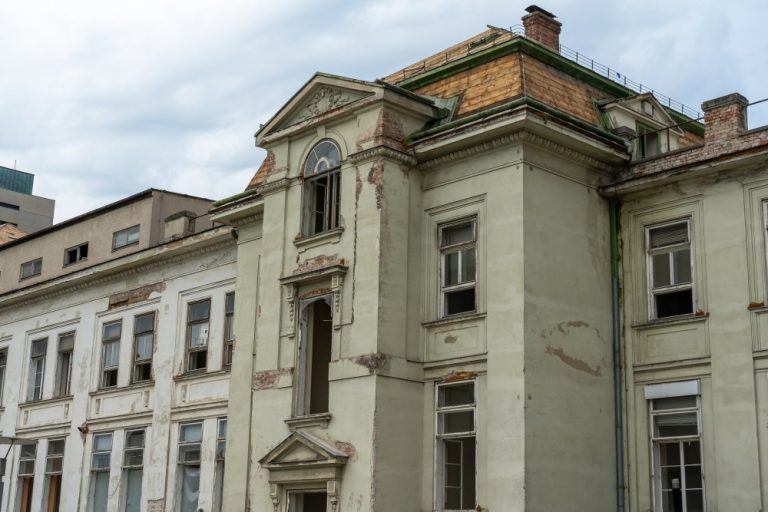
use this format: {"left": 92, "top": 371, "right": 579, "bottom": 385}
{"left": 293, "top": 254, "right": 346, "bottom": 275}
{"left": 246, "top": 150, "right": 275, "bottom": 190}
{"left": 108, "top": 282, "right": 165, "bottom": 310}
{"left": 522, "top": 8, "right": 562, "bottom": 52}
{"left": 253, "top": 367, "right": 293, "bottom": 390}
{"left": 367, "top": 158, "right": 386, "bottom": 209}
{"left": 442, "top": 370, "right": 478, "bottom": 383}
{"left": 333, "top": 441, "right": 358, "bottom": 461}
{"left": 353, "top": 353, "right": 388, "bottom": 374}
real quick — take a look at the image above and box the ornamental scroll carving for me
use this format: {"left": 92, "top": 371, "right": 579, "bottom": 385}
{"left": 298, "top": 86, "right": 354, "bottom": 121}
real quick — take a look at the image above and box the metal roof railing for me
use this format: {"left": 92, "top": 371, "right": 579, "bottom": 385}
{"left": 557, "top": 43, "right": 702, "bottom": 119}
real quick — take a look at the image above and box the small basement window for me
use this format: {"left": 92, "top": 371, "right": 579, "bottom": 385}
{"left": 64, "top": 242, "right": 88, "bottom": 266}
{"left": 647, "top": 220, "right": 694, "bottom": 319}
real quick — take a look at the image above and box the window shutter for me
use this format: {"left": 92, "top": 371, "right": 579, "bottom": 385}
{"left": 649, "top": 222, "right": 688, "bottom": 248}
{"left": 59, "top": 334, "right": 75, "bottom": 352}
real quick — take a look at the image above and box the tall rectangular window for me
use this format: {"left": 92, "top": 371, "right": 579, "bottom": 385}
{"left": 20, "top": 257, "right": 42, "bottom": 280}
{"left": 123, "top": 429, "right": 145, "bottom": 512}
{"left": 17, "top": 442, "right": 36, "bottom": 512}
{"left": 112, "top": 225, "right": 140, "bottom": 250}
{"left": 132, "top": 313, "right": 155, "bottom": 383}
{"left": 178, "top": 423, "right": 203, "bottom": 512}
{"left": 101, "top": 321, "right": 122, "bottom": 388}
{"left": 213, "top": 418, "right": 227, "bottom": 512}
{"left": 45, "top": 439, "right": 65, "bottom": 512}
{"left": 90, "top": 433, "right": 113, "bottom": 512}
{"left": 185, "top": 300, "right": 210, "bottom": 372}
{"left": 0, "top": 347, "right": 7, "bottom": 405}
{"left": 651, "top": 395, "right": 704, "bottom": 511}
{"left": 435, "top": 381, "right": 476, "bottom": 511}
{"left": 296, "top": 299, "right": 332, "bottom": 416}
{"left": 28, "top": 338, "right": 47, "bottom": 401}
{"left": 223, "top": 293, "right": 235, "bottom": 368}
{"left": 647, "top": 220, "right": 694, "bottom": 319}
{"left": 439, "top": 219, "right": 477, "bottom": 317}
{"left": 55, "top": 333, "right": 74, "bottom": 397}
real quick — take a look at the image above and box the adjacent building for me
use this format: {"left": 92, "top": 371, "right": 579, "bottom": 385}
{"left": 0, "top": 167, "right": 54, "bottom": 235}
{"left": 0, "top": 189, "right": 237, "bottom": 512}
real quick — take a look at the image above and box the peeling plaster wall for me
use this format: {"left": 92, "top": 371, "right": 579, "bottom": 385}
{"left": 521, "top": 145, "right": 615, "bottom": 511}
{"left": 621, "top": 169, "right": 766, "bottom": 512}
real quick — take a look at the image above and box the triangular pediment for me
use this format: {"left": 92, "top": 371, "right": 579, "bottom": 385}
{"left": 257, "top": 73, "right": 378, "bottom": 141}
{"left": 259, "top": 430, "right": 348, "bottom": 469}
{"left": 602, "top": 93, "right": 684, "bottom": 134}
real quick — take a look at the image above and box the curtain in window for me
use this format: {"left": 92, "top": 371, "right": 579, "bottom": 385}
{"left": 124, "top": 469, "right": 143, "bottom": 512}
{"left": 91, "top": 472, "right": 109, "bottom": 512}
{"left": 180, "top": 466, "right": 200, "bottom": 512}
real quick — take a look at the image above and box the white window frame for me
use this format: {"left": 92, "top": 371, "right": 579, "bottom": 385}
{"left": 112, "top": 224, "right": 140, "bottom": 250}
{"left": 132, "top": 312, "right": 155, "bottom": 383}
{"left": 0, "top": 347, "right": 7, "bottom": 405}
{"left": 20, "top": 257, "right": 42, "bottom": 280}
{"left": 100, "top": 320, "right": 122, "bottom": 389}
{"left": 28, "top": 338, "right": 47, "bottom": 402}
{"left": 649, "top": 393, "right": 705, "bottom": 512}
{"left": 646, "top": 218, "right": 695, "bottom": 319}
{"left": 438, "top": 218, "right": 478, "bottom": 318}
{"left": 302, "top": 140, "right": 342, "bottom": 237}
{"left": 185, "top": 299, "right": 211, "bottom": 373}
{"left": 54, "top": 332, "right": 74, "bottom": 397}
{"left": 434, "top": 380, "right": 477, "bottom": 512}
{"left": 223, "top": 292, "right": 235, "bottom": 368}
{"left": 63, "top": 242, "right": 88, "bottom": 266}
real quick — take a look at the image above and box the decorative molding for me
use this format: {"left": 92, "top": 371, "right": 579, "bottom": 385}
{"left": 298, "top": 86, "right": 356, "bottom": 121}
{"left": 0, "top": 238, "right": 235, "bottom": 313}
{"left": 417, "top": 130, "right": 617, "bottom": 173}
{"left": 348, "top": 146, "right": 417, "bottom": 166}
{"left": 256, "top": 177, "right": 292, "bottom": 196}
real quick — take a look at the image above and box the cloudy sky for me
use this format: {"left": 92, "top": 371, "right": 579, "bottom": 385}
{"left": 1, "top": 0, "right": 766, "bottom": 222}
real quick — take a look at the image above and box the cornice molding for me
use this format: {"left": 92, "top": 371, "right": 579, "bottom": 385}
{"left": 0, "top": 238, "right": 235, "bottom": 312}
{"left": 348, "top": 146, "right": 418, "bottom": 166}
{"left": 256, "top": 178, "right": 291, "bottom": 196}
{"left": 416, "top": 130, "right": 617, "bottom": 173}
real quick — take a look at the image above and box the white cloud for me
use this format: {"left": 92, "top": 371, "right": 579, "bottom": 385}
{"left": 0, "top": 0, "right": 765, "bottom": 222}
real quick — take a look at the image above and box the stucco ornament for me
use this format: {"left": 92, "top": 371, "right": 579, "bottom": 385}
{"left": 299, "top": 86, "right": 353, "bottom": 120}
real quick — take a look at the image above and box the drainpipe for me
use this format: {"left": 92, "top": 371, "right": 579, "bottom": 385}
{"left": 610, "top": 199, "right": 625, "bottom": 512}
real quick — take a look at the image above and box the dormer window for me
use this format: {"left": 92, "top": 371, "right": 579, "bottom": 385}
{"left": 302, "top": 140, "right": 341, "bottom": 236}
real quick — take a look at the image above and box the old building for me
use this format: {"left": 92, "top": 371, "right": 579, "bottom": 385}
{"left": 609, "top": 92, "right": 768, "bottom": 511}
{"left": 209, "top": 5, "right": 742, "bottom": 511}
{"left": 0, "top": 189, "right": 237, "bottom": 511}
{"left": 0, "top": 166, "right": 54, "bottom": 235}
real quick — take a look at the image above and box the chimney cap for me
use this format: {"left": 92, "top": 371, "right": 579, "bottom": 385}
{"left": 701, "top": 92, "right": 748, "bottom": 112}
{"left": 525, "top": 5, "right": 557, "bottom": 18}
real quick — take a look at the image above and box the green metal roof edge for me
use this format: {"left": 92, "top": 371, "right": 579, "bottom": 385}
{"left": 407, "top": 96, "right": 627, "bottom": 147}
{"left": 664, "top": 107, "right": 705, "bottom": 137}
{"left": 395, "top": 37, "right": 638, "bottom": 101}
{"left": 212, "top": 187, "right": 261, "bottom": 208}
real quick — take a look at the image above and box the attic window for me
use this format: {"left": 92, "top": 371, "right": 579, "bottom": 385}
{"left": 64, "top": 242, "right": 88, "bottom": 266}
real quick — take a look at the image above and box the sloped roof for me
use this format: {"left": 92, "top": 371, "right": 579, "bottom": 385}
{"left": 0, "top": 224, "right": 26, "bottom": 244}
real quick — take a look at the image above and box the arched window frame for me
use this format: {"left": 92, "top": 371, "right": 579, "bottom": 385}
{"left": 302, "top": 140, "right": 342, "bottom": 236}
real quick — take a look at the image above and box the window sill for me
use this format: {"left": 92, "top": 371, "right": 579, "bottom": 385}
{"left": 20, "top": 395, "right": 73, "bottom": 407}
{"left": 173, "top": 368, "right": 230, "bottom": 382}
{"left": 89, "top": 381, "right": 153, "bottom": 397}
{"left": 632, "top": 313, "right": 708, "bottom": 330}
{"left": 285, "top": 413, "right": 332, "bottom": 430}
{"left": 111, "top": 240, "right": 140, "bottom": 253}
{"left": 422, "top": 312, "right": 486, "bottom": 328}
{"left": 293, "top": 228, "right": 343, "bottom": 249}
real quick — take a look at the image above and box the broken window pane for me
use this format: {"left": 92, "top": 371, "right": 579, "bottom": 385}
{"left": 445, "top": 289, "right": 475, "bottom": 316}
{"left": 655, "top": 289, "right": 693, "bottom": 318}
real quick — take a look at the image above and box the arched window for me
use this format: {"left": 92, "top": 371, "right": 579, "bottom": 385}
{"left": 303, "top": 140, "right": 341, "bottom": 235}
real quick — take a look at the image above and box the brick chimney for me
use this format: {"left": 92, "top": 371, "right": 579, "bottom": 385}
{"left": 701, "top": 93, "right": 749, "bottom": 144}
{"left": 522, "top": 5, "right": 562, "bottom": 52}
